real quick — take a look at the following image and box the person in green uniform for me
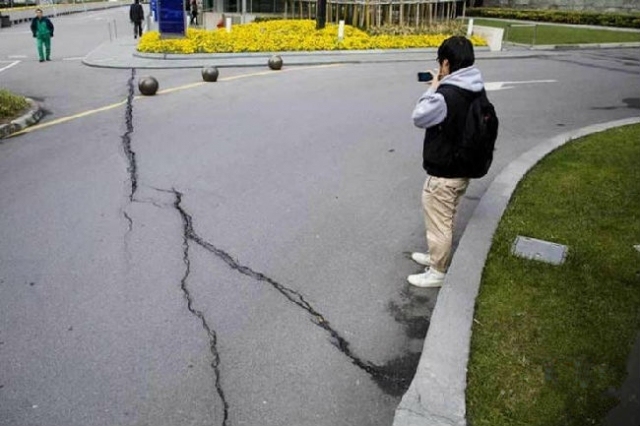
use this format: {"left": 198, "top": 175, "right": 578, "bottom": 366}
{"left": 30, "top": 9, "right": 54, "bottom": 63}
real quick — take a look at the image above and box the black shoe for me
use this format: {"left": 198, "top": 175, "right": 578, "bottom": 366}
{"left": 39, "top": 59, "right": 44, "bottom": 62}
{"left": 46, "top": 58, "right": 51, "bottom": 61}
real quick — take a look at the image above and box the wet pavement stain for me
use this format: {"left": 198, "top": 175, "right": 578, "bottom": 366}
{"left": 591, "top": 98, "right": 640, "bottom": 111}
{"left": 383, "top": 284, "right": 439, "bottom": 395}
{"left": 389, "top": 286, "right": 435, "bottom": 339}
{"left": 371, "top": 353, "right": 423, "bottom": 397}
{"left": 623, "top": 98, "right": 640, "bottom": 109}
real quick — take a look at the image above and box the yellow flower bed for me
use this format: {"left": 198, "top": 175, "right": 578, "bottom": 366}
{"left": 138, "top": 20, "right": 487, "bottom": 54}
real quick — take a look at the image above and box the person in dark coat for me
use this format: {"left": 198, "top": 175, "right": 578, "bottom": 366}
{"left": 30, "top": 9, "right": 54, "bottom": 62}
{"left": 408, "top": 36, "right": 485, "bottom": 288}
{"left": 129, "top": 0, "right": 144, "bottom": 39}
{"left": 190, "top": 0, "right": 198, "bottom": 25}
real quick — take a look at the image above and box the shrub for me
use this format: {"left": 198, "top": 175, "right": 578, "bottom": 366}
{"left": 467, "top": 7, "right": 640, "bottom": 29}
{"left": 137, "top": 19, "right": 486, "bottom": 54}
{"left": 0, "top": 89, "right": 29, "bottom": 120}
{"left": 367, "top": 20, "right": 467, "bottom": 36}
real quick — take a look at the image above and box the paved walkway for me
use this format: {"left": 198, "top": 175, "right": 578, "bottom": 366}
{"left": 15, "top": 32, "right": 640, "bottom": 425}
{"left": 82, "top": 36, "right": 640, "bottom": 70}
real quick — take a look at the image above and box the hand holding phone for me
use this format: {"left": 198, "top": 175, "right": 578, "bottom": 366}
{"left": 417, "top": 71, "right": 433, "bottom": 82}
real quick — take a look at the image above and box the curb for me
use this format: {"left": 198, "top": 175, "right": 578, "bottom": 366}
{"left": 392, "top": 116, "right": 640, "bottom": 426}
{"left": 132, "top": 47, "right": 449, "bottom": 60}
{"left": 0, "top": 98, "right": 44, "bottom": 140}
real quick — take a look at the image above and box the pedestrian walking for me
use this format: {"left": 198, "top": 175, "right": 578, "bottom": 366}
{"left": 30, "top": 9, "right": 54, "bottom": 63}
{"left": 190, "top": 0, "right": 198, "bottom": 26}
{"left": 129, "top": 0, "right": 144, "bottom": 39}
{"left": 408, "top": 36, "right": 489, "bottom": 288}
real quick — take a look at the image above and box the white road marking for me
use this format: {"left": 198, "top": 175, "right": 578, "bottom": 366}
{"left": 8, "top": 55, "right": 28, "bottom": 59}
{"left": 63, "top": 57, "right": 84, "bottom": 61}
{"left": 1, "top": 31, "right": 32, "bottom": 36}
{"left": 485, "top": 79, "right": 557, "bottom": 92}
{"left": 0, "top": 61, "right": 20, "bottom": 73}
{"left": 10, "top": 64, "right": 343, "bottom": 136}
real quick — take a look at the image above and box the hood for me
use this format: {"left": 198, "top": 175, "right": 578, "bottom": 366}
{"left": 439, "top": 65, "right": 484, "bottom": 93}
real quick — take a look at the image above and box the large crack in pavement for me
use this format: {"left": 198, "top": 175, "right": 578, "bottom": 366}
{"left": 121, "top": 69, "right": 137, "bottom": 273}
{"left": 170, "top": 188, "right": 411, "bottom": 395}
{"left": 118, "top": 67, "right": 408, "bottom": 424}
{"left": 117, "top": 72, "right": 231, "bottom": 424}
{"left": 175, "top": 189, "right": 230, "bottom": 426}
{"left": 122, "top": 68, "right": 138, "bottom": 202}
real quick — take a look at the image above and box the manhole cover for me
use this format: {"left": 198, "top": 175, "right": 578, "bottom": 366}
{"left": 511, "top": 236, "right": 568, "bottom": 265}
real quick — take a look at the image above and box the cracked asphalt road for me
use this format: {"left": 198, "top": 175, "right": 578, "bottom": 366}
{"left": 105, "top": 63, "right": 426, "bottom": 425}
{"left": 2, "top": 8, "right": 640, "bottom": 426}
{"left": 1, "top": 11, "right": 426, "bottom": 423}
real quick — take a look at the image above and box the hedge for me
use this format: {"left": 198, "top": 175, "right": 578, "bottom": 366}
{"left": 467, "top": 8, "right": 640, "bottom": 29}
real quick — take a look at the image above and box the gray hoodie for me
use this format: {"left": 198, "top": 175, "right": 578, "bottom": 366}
{"left": 412, "top": 65, "right": 485, "bottom": 129}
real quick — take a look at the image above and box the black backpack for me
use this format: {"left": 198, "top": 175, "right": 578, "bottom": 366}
{"left": 439, "top": 86, "right": 499, "bottom": 178}
{"left": 463, "top": 89, "right": 498, "bottom": 178}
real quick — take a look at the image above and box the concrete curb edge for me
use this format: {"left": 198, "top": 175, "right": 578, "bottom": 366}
{"left": 0, "top": 98, "right": 44, "bottom": 140}
{"left": 392, "top": 116, "right": 640, "bottom": 426}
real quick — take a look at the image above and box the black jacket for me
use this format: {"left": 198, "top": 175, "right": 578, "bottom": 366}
{"left": 30, "top": 16, "right": 54, "bottom": 38}
{"left": 412, "top": 66, "right": 485, "bottom": 178}
{"left": 422, "top": 85, "right": 477, "bottom": 178}
{"left": 129, "top": 3, "right": 144, "bottom": 22}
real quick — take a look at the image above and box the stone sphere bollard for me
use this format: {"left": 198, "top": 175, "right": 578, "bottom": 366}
{"left": 201, "top": 66, "right": 219, "bottom": 82}
{"left": 268, "top": 55, "right": 283, "bottom": 71}
{"left": 138, "top": 76, "right": 159, "bottom": 96}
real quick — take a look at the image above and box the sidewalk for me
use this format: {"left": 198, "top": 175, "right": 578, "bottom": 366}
{"left": 80, "top": 33, "right": 640, "bottom": 70}
{"left": 81, "top": 37, "right": 577, "bottom": 70}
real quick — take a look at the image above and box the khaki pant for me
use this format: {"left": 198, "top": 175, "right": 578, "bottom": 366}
{"left": 422, "top": 176, "right": 469, "bottom": 273}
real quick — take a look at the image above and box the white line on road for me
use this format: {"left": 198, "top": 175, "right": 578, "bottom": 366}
{"left": 10, "top": 64, "right": 343, "bottom": 137}
{"left": 0, "top": 61, "right": 20, "bottom": 73}
{"left": 485, "top": 79, "right": 557, "bottom": 91}
{"left": 500, "top": 79, "right": 558, "bottom": 85}
{"left": 8, "top": 55, "right": 28, "bottom": 59}
{"left": 0, "top": 31, "right": 31, "bottom": 36}
{"left": 63, "top": 57, "right": 85, "bottom": 61}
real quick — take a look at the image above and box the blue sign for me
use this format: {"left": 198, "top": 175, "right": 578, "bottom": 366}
{"left": 159, "top": 0, "right": 185, "bottom": 37}
{"left": 150, "top": 0, "right": 158, "bottom": 21}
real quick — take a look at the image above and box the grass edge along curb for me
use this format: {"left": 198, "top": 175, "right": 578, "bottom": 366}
{"left": 466, "top": 123, "right": 640, "bottom": 426}
{"left": 467, "top": 18, "right": 640, "bottom": 45}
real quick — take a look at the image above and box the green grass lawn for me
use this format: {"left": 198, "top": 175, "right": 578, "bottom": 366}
{"left": 471, "top": 18, "right": 640, "bottom": 45}
{"left": 466, "top": 123, "right": 640, "bottom": 426}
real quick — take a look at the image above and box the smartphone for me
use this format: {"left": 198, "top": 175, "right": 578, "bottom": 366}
{"left": 417, "top": 72, "right": 433, "bottom": 82}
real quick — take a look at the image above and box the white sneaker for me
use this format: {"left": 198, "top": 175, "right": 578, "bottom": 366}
{"left": 407, "top": 268, "right": 446, "bottom": 288}
{"left": 410, "top": 252, "right": 431, "bottom": 267}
